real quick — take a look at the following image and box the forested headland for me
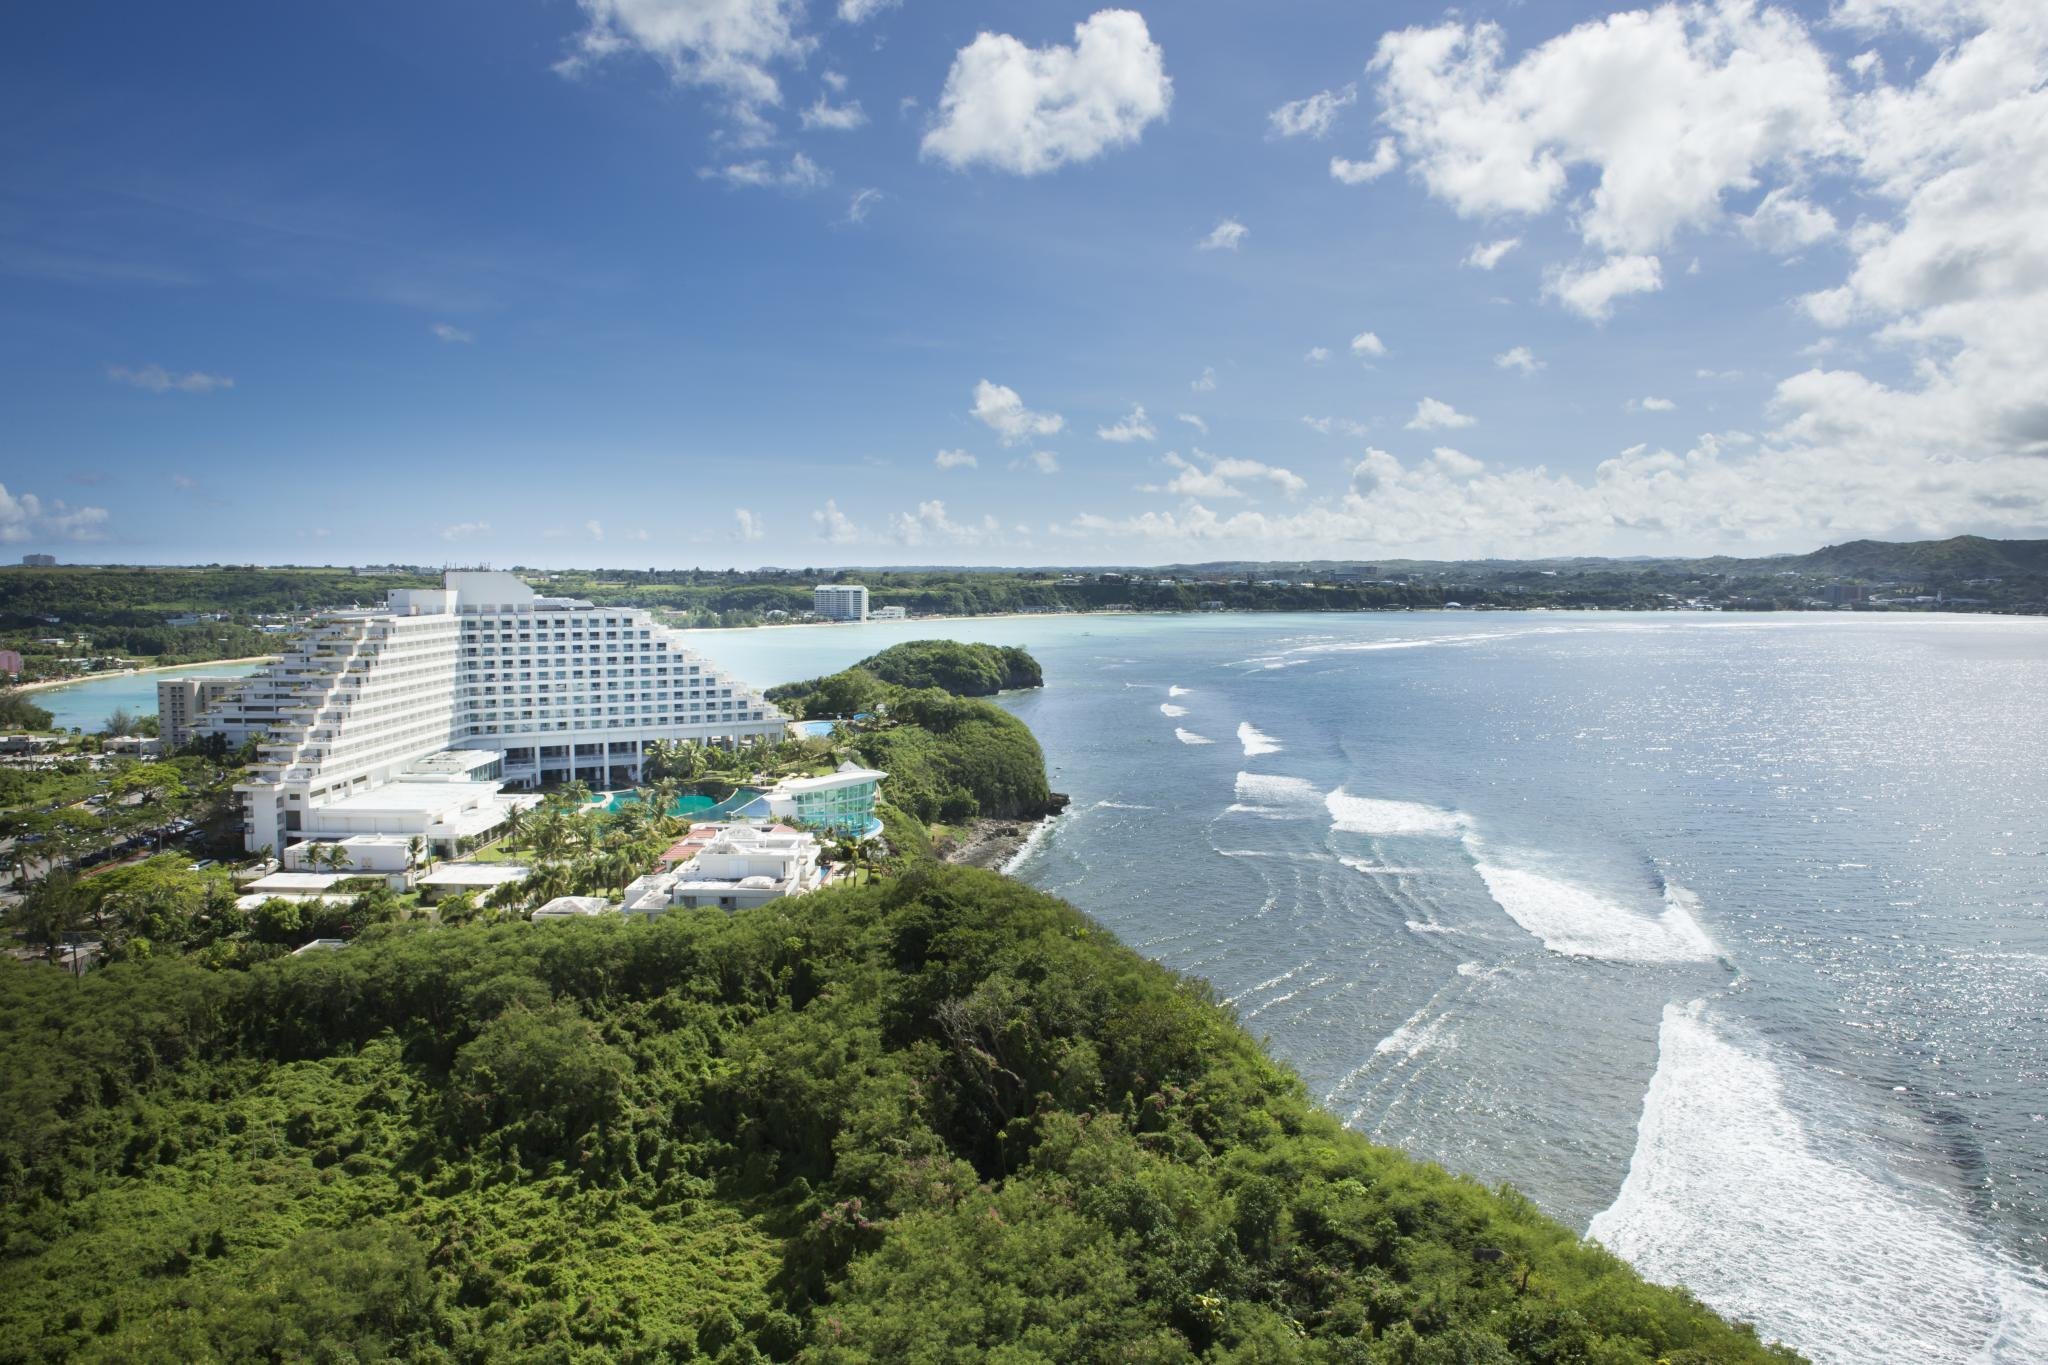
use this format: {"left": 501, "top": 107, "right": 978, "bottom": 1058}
{"left": 0, "top": 864, "right": 1796, "bottom": 1362}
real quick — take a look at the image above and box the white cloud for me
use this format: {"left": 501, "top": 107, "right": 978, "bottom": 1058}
{"left": 1199, "top": 218, "right": 1249, "bottom": 251}
{"left": 1350, "top": 330, "right": 1387, "bottom": 358}
{"left": 1269, "top": 83, "right": 1357, "bottom": 139}
{"left": 431, "top": 322, "right": 474, "bottom": 344}
{"left": 1012, "top": 450, "right": 1061, "bottom": 475}
{"left": 890, "top": 499, "right": 1004, "bottom": 547}
{"left": 1330, "top": 138, "right": 1400, "bottom": 184}
{"left": 812, "top": 498, "right": 862, "bottom": 543}
{"left": 1696, "top": 367, "right": 1741, "bottom": 380}
{"left": 0, "top": 485, "right": 109, "bottom": 543}
{"left": 108, "top": 364, "right": 233, "bottom": 394}
{"left": 1495, "top": 345, "right": 1544, "bottom": 373}
{"left": 802, "top": 96, "right": 866, "bottom": 131}
{"left": 1406, "top": 397, "right": 1477, "bottom": 430}
{"left": 1740, "top": 186, "right": 1837, "bottom": 253}
{"left": 934, "top": 449, "right": 978, "bottom": 470}
{"left": 556, "top": 0, "right": 812, "bottom": 131}
{"left": 921, "top": 10, "right": 1172, "bottom": 176}
{"left": 1304, "top": 346, "right": 1331, "bottom": 364}
{"left": 1190, "top": 366, "right": 1217, "bottom": 392}
{"left": 440, "top": 520, "right": 490, "bottom": 542}
{"left": 1370, "top": 3, "right": 1849, "bottom": 254}
{"left": 845, "top": 187, "right": 883, "bottom": 223}
{"left": 1631, "top": 395, "right": 1678, "bottom": 411}
{"left": 1176, "top": 412, "right": 1208, "bottom": 434}
{"left": 1463, "top": 237, "right": 1520, "bottom": 270}
{"left": 584, "top": 519, "right": 605, "bottom": 540}
{"left": 1431, "top": 446, "right": 1485, "bottom": 476}
{"left": 1159, "top": 450, "right": 1307, "bottom": 500}
{"left": 971, "top": 379, "right": 1065, "bottom": 444}
{"left": 837, "top": 0, "right": 898, "bottom": 22}
{"left": 1544, "top": 253, "right": 1663, "bottom": 321}
{"left": 734, "top": 507, "right": 765, "bottom": 541}
{"left": 1302, "top": 416, "right": 1371, "bottom": 437}
{"left": 1098, "top": 404, "right": 1157, "bottom": 442}
{"left": 623, "top": 528, "right": 652, "bottom": 542}
{"left": 699, "top": 152, "right": 829, "bottom": 190}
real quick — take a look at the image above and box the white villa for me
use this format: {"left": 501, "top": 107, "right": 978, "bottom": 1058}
{"left": 743, "top": 761, "right": 887, "bottom": 838}
{"left": 200, "top": 571, "right": 787, "bottom": 854}
{"left": 621, "top": 823, "right": 826, "bottom": 915}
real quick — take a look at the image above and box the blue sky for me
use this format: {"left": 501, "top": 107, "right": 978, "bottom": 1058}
{"left": 4, "top": 0, "right": 2044, "bottom": 567}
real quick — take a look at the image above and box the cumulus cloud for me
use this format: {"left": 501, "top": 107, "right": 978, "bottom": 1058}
{"left": 890, "top": 499, "right": 1004, "bottom": 547}
{"left": 699, "top": 153, "right": 829, "bottom": 190}
{"left": 1630, "top": 395, "right": 1678, "bottom": 411}
{"left": 440, "top": 520, "right": 490, "bottom": 542}
{"left": 802, "top": 96, "right": 867, "bottom": 130}
{"left": 1302, "top": 416, "right": 1371, "bottom": 437}
{"left": 1269, "top": 84, "right": 1357, "bottom": 138}
{"left": 1098, "top": 404, "right": 1157, "bottom": 442}
{"left": 556, "top": 0, "right": 812, "bottom": 135}
{"left": 934, "top": 449, "right": 978, "bottom": 470}
{"left": 1740, "top": 186, "right": 1837, "bottom": 253}
{"left": 1176, "top": 412, "right": 1208, "bottom": 434}
{"left": 1463, "top": 237, "right": 1520, "bottom": 269}
{"left": 1370, "top": 2, "right": 1849, "bottom": 254}
{"left": 1158, "top": 451, "right": 1307, "bottom": 500}
{"left": 837, "top": 0, "right": 898, "bottom": 22}
{"left": 1198, "top": 218, "right": 1249, "bottom": 251}
{"left": 1012, "top": 450, "right": 1061, "bottom": 475}
{"left": 1431, "top": 446, "right": 1485, "bottom": 476}
{"left": 108, "top": 364, "right": 233, "bottom": 394}
{"left": 1304, "top": 346, "right": 1331, "bottom": 364}
{"left": 1544, "top": 253, "right": 1663, "bottom": 321}
{"left": 584, "top": 519, "right": 606, "bottom": 540}
{"left": 1330, "top": 139, "right": 1400, "bottom": 184}
{"left": 971, "top": 379, "right": 1065, "bottom": 444}
{"left": 1406, "top": 397, "right": 1477, "bottom": 430}
{"left": 734, "top": 507, "right": 765, "bottom": 541}
{"left": 1190, "top": 366, "right": 1217, "bottom": 392}
{"left": 1495, "top": 345, "right": 1544, "bottom": 372}
{"left": 812, "top": 498, "right": 862, "bottom": 543}
{"left": 1350, "top": 330, "right": 1387, "bottom": 358}
{"left": 0, "top": 485, "right": 109, "bottom": 543}
{"left": 921, "top": 10, "right": 1172, "bottom": 175}
{"left": 431, "top": 322, "right": 474, "bottom": 344}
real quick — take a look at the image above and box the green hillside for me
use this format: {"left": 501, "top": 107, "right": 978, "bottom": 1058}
{"left": 1, "top": 866, "right": 1795, "bottom": 1363}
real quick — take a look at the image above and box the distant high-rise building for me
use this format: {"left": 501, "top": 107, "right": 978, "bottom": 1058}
{"left": 157, "top": 675, "right": 256, "bottom": 747}
{"left": 20, "top": 554, "right": 56, "bottom": 567}
{"left": 814, "top": 583, "right": 870, "bottom": 622}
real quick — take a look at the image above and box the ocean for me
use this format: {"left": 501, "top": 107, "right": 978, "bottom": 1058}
{"left": 686, "top": 610, "right": 2048, "bottom": 1364}
{"left": 43, "top": 608, "right": 2048, "bottom": 1359}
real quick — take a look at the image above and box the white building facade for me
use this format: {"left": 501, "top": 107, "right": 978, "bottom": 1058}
{"left": 813, "top": 583, "right": 869, "bottom": 621}
{"left": 158, "top": 675, "right": 259, "bottom": 748}
{"left": 204, "top": 571, "right": 787, "bottom": 853}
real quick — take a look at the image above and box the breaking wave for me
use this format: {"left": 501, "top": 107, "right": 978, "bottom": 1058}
{"left": 1324, "top": 789, "right": 1468, "bottom": 837}
{"left": 1592, "top": 1002, "right": 2048, "bottom": 1363}
{"left": 1227, "top": 772, "right": 1322, "bottom": 817}
{"left": 1160, "top": 702, "right": 1189, "bottom": 717}
{"left": 1168, "top": 685, "right": 1191, "bottom": 697}
{"left": 1237, "top": 721, "right": 1282, "bottom": 756}
{"left": 1474, "top": 865, "right": 1721, "bottom": 965}
{"left": 1173, "top": 728, "right": 1214, "bottom": 745}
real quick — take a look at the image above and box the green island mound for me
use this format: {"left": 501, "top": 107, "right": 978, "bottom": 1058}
{"left": 1, "top": 862, "right": 1794, "bottom": 1362}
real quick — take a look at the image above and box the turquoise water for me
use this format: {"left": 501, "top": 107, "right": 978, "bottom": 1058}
{"left": 680, "top": 611, "right": 2048, "bottom": 1364}
{"left": 791, "top": 719, "right": 839, "bottom": 738}
{"left": 31, "top": 660, "right": 264, "bottom": 732}
{"left": 596, "top": 791, "right": 726, "bottom": 817}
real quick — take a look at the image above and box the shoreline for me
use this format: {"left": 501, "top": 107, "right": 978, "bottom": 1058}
{"left": 938, "top": 809, "right": 1062, "bottom": 873}
{"left": 14, "top": 655, "right": 277, "bottom": 696}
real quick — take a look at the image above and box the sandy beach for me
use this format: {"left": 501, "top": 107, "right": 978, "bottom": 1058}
{"left": 13, "top": 655, "right": 279, "bottom": 695}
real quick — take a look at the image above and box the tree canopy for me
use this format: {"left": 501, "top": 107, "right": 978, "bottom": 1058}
{"left": 0, "top": 866, "right": 1797, "bottom": 1362}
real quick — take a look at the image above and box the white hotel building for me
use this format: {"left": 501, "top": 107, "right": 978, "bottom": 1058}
{"left": 202, "top": 571, "right": 787, "bottom": 855}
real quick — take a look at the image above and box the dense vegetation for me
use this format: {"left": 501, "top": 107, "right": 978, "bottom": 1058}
{"left": 843, "top": 640, "right": 1042, "bottom": 697}
{"left": 0, "top": 865, "right": 1795, "bottom": 1363}
{"left": 0, "top": 689, "right": 55, "bottom": 731}
{"left": 768, "top": 646, "right": 1059, "bottom": 825}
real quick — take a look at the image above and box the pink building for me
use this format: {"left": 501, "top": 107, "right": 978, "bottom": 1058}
{"left": 0, "top": 649, "right": 23, "bottom": 676}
